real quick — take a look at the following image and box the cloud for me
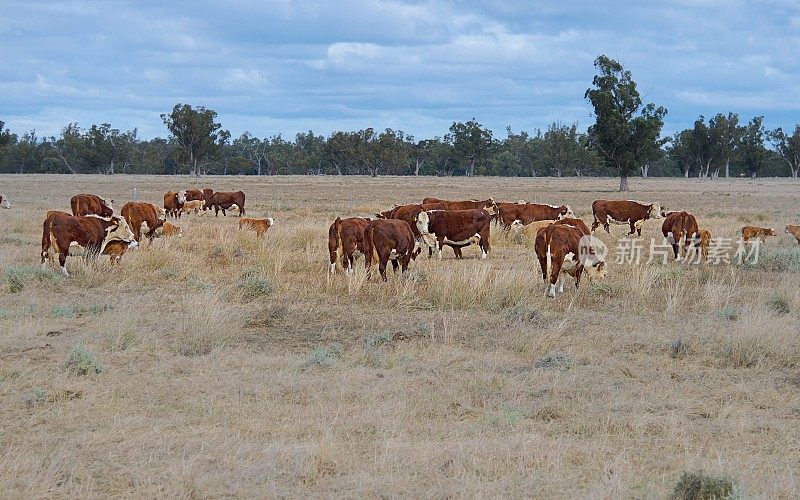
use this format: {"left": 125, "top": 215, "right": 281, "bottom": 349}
{"left": 1, "top": 0, "right": 798, "bottom": 140}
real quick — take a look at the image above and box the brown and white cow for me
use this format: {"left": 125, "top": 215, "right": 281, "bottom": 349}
{"left": 696, "top": 229, "right": 713, "bottom": 262}
{"left": 206, "top": 191, "right": 245, "bottom": 216}
{"left": 363, "top": 219, "right": 418, "bottom": 281}
{"left": 41, "top": 212, "right": 137, "bottom": 276}
{"left": 741, "top": 226, "right": 777, "bottom": 242}
{"left": 121, "top": 202, "right": 166, "bottom": 243}
{"left": 661, "top": 211, "right": 700, "bottom": 260}
{"left": 421, "top": 197, "right": 498, "bottom": 214}
{"left": 512, "top": 217, "right": 591, "bottom": 244}
{"left": 71, "top": 194, "right": 114, "bottom": 217}
{"left": 497, "top": 202, "right": 574, "bottom": 228}
{"left": 786, "top": 225, "right": 800, "bottom": 245}
{"left": 164, "top": 191, "right": 183, "bottom": 218}
{"left": 535, "top": 223, "right": 607, "bottom": 298}
{"left": 415, "top": 208, "right": 492, "bottom": 259}
{"left": 328, "top": 217, "right": 371, "bottom": 274}
{"left": 161, "top": 222, "right": 182, "bottom": 238}
{"left": 181, "top": 200, "right": 205, "bottom": 215}
{"left": 239, "top": 217, "right": 275, "bottom": 237}
{"left": 0, "top": 194, "right": 11, "bottom": 209}
{"left": 178, "top": 188, "right": 213, "bottom": 203}
{"left": 591, "top": 200, "right": 663, "bottom": 236}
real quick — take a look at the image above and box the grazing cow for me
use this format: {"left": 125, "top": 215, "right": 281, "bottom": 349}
{"left": 102, "top": 240, "right": 130, "bottom": 264}
{"left": 41, "top": 213, "right": 137, "bottom": 276}
{"left": 121, "top": 202, "right": 166, "bottom": 243}
{"left": 0, "top": 194, "right": 11, "bottom": 209}
{"left": 661, "top": 211, "right": 700, "bottom": 260}
{"left": 71, "top": 194, "right": 114, "bottom": 217}
{"left": 497, "top": 202, "right": 574, "bottom": 228}
{"left": 164, "top": 191, "right": 183, "bottom": 218}
{"left": 415, "top": 208, "right": 491, "bottom": 259}
{"left": 162, "top": 222, "right": 182, "bottom": 238}
{"left": 741, "top": 226, "right": 777, "bottom": 242}
{"left": 206, "top": 191, "right": 245, "bottom": 216}
{"left": 421, "top": 197, "right": 498, "bottom": 214}
{"left": 535, "top": 223, "right": 607, "bottom": 298}
{"left": 181, "top": 200, "right": 205, "bottom": 215}
{"left": 239, "top": 217, "right": 274, "bottom": 237}
{"left": 363, "top": 219, "right": 417, "bottom": 281}
{"left": 328, "top": 217, "right": 371, "bottom": 274}
{"left": 591, "top": 200, "right": 663, "bottom": 236}
{"left": 555, "top": 217, "right": 591, "bottom": 235}
{"left": 786, "top": 225, "right": 800, "bottom": 245}
{"left": 512, "top": 219, "right": 556, "bottom": 243}
{"left": 697, "top": 230, "right": 712, "bottom": 262}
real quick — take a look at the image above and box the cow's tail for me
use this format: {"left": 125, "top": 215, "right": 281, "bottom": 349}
{"left": 41, "top": 217, "right": 51, "bottom": 266}
{"left": 334, "top": 217, "right": 344, "bottom": 261}
{"left": 367, "top": 225, "right": 378, "bottom": 270}
{"left": 546, "top": 241, "right": 552, "bottom": 286}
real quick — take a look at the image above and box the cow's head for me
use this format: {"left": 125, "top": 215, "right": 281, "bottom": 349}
{"left": 649, "top": 203, "right": 664, "bottom": 219}
{"left": 482, "top": 198, "right": 498, "bottom": 216}
{"left": 414, "top": 211, "right": 438, "bottom": 248}
{"left": 560, "top": 205, "right": 575, "bottom": 219}
{"left": 578, "top": 235, "right": 608, "bottom": 281}
{"left": 157, "top": 206, "right": 167, "bottom": 222}
{"left": 267, "top": 217, "right": 275, "bottom": 227}
{"left": 786, "top": 225, "right": 800, "bottom": 236}
{"left": 101, "top": 197, "right": 115, "bottom": 214}
{"left": 0, "top": 195, "right": 11, "bottom": 209}
{"left": 96, "top": 215, "right": 138, "bottom": 255}
{"left": 177, "top": 190, "right": 187, "bottom": 204}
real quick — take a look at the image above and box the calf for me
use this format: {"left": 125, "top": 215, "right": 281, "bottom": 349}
{"left": 206, "top": 191, "right": 245, "bottom": 216}
{"left": 591, "top": 200, "right": 663, "bottom": 236}
{"left": 121, "top": 202, "right": 166, "bottom": 243}
{"left": 162, "top": 222, "right": 182, "bottom": 238}
{"left": 71, "top": 194, "right": 114, "bottom": 217}
{"left": 415, "top": 208, "right": 491, "bottom": 259}
{"left": 661, "top": 211, "right": 700, "bottom": 260}
{"left": 786, "top": 225, "right": 800, "bottom": 245}
{"left": 512, "top": 219, "right": 556, "bottom": 244}
{"left": 41, "top": 213, "right": 137, "bottom": 276}
{"left": 328, "top": 217, "right": 371, "bottom": 274}
{"left": 741, "top": 226, "right": 777, "bottom": 242}
{"left": 697, "top": 230, "right": 712, "bottom": 262}
{"left": 497, "top": 202, "right": 574, "bottom": 228}
{"left": 239, "top": 217, "right": 274, "bottom": 237}
{"left": 363, "top": 219, "right": 417, "bottom": 281}
{"left": 0, "top": 194, "right": 11, "bottom": 209}
{"left": 535, "top": 223, "right": 606, "bottom": 298}
{"left": 181, "top": 200, "right": 205, "bottom": 215}
{"left": 164, "top": 191, "right": 183, "bottom": 218}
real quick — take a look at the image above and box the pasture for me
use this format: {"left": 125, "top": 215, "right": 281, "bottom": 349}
{"left": 1, "top": 174, "right": 799, "bottom": 498}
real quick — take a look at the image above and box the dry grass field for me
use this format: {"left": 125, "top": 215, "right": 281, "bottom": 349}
{"left": 1, "top": 174, "right": 799, "bottom": 498}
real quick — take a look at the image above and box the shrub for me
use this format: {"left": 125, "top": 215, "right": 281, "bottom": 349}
{"left": 767, "top": 296, "right": 791, "bottom": 316}
{"left": 52, "top": 305, "right": 76, "bottom": 318}
{"left": 534, "top": 352, "right": 574, "bottom": 370}
{"left": 671, "top": 471, "right": 738, "bottom": 500}
{"left": 5, "top": 266, "right": 61, "bottom": 293}
{"left": 239, "top": 270, "right": 274, "bottom": 300}
{"left": 716, "top": 306, "right": 739, "bottom": 321}
{"left": 63, "top": 343, "right": 104, "bottom": 376}
{"left": 22, "top": 388, "right": 48, "bottom": 407}
{"left": 306, "top": 343, "right": 344, "bottom": 368}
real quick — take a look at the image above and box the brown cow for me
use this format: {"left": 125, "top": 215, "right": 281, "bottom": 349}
{"left": 591, "top": 200, "right": 663, "bottom": 236}
{"left": 164, "top": 191, "right": 183, "bottom": 218}
{"left": 786, "top": 225, "right": 800, "bottom": 245}
{"left": 512, "top": 217, "right": 591, "bottom": 245}
{"left": 328, "top": 217, "right": 371, "bottom": 274}
{"left": 421, "top": 197, "right": 497, "bottom": 214}
{"left": 661, "top": 211, "right": 700, "bottom": 260}
{"left": 41, "top": 213, "right": 137, "bottom": 276}
{"left": 497, "top": 202, "right": 575, "bottom": 228}
{"left": 71, "top": 194, "right": 114, "bottom": 217}
{"left": 121, "top": 202, "right": 166, "bottom": 243}
{"left": 377, "top": 203, "right": 480, "bottom": 258}
{"left": 415, "top": 208, "right": 492, "bottom": 259}
{"left": 697, "top": 229, "right": 712, "bottom": 262}
{"left": 102, "top": 240, "right": 130, "bottom": 264}
{"left": 161, "top": 222, "right": 182, "bottom": 238}
{"left": 239, "top": 217, "right": 274, "bottom": 237}
{"left": 363, "top": 219, "right": 417, "bottom": 281}
{"left": 206, "top": 191, "right": 245, "bottom": 216}
{"left": 741, "top": 226, "right": 777, "bottom": 242}
{"left": 535, "top": 223, "right": 607, "bottom": 298}
{"left": 0, "top": 194, "right": 11, "bottom": 209}
{"left": 180, "top": 200, "right": 205, "bottom": 215}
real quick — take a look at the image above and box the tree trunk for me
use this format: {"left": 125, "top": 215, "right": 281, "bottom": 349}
{"left": 684, "top": 169, "right": 689, "bottom": 178}
{"left": 106, "top": 160, "right": 114, "bottom": 175}
{"left": 414, "top": 159, "right": 422, "bottom": 176}
{"left": 725, "top": 162, "right": 730, "bottom": 178}
{"left": 641, "top": 163, "right": 649, "bottom": 178}
{"left": 751, "top": 171, "right": 757, "bottom": 179}
{"left": 619, "top": 175, "right": 629, "bottom": 192}
{"left": 468, "top": 158, "right": 475, "bottom": 177}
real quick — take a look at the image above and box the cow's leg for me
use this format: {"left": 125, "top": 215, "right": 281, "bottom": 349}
{"left": 557, "top": 279, "right": 564, "bottom": 294}
{"left": 401, "top": 253, "right": 411, "bottom": 273}
{"left": 391, "top": 258, "right": 399, "bottom": 273}
{"left": 58, "top": 251, "right": 69, "bottom": 276}
{"left": 436, "top": 237, "right": 444, "bottom": 260}
{"left": 214, "top": 207, "right": 219, "bottom": 217}
{"left": 345, "top": 252, "right": 355, "bottom": 274}
{"left": 222, "top": 208, "right": 227, "bottom": 216}
{"left": 591, "top": 216, "right": 600, "bottom": 233}
{"left": 575, "top": 265, "right": 584, "bottom": 289}
{"left": 547, "top": 254, "right": 563, "bottom": 298}
{"left": 628, "top": 221, "right": 637, "bottom": 235}
{"left": 452, "top": 246, "right": 463, "bottom": 259}
{"left": 379, "top": 254, "right": 389, "bottom": 281}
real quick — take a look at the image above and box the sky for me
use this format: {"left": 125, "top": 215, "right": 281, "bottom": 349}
{"left": 2, "top": 0, "right": 799, "bottom": 141}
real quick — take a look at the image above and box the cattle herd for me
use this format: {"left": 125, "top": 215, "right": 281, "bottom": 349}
{"left": 0, "top": 187, "right": 794, "bottom": 296}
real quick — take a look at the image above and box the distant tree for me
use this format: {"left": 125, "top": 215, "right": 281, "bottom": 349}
{"left": 232, "top": 132, "right": 269, "bottom": 175}
{"left": 449, "top": 119, "right": 493, "bottom": 177}
{"left": 161, "top": 104, "right": 229, "bottom": 177}
{"left": 84, "top": 123, "right": 136, "bottom": 174}
{"left": 768, "top": 124, "right": 800, "bottom": 178}
{"left": 503, "top": 128, "right": 538, "bottom": 177}
{"left": 48, "top": 122, "right": 85, "bottom": 174}
{"left": 708, "top": 112, "right": 741, "bottom": 178}
{"left": 295, "top": 130, "right": 326, "bottom": 174}
{"left": 585, "top": 55, "right": 667, "bottom": 191}
{"left": 542, "top": 122, "right": 581, "bottom": 177}
{"left": 740, "top": 116, "right": 767, "bottom": 179}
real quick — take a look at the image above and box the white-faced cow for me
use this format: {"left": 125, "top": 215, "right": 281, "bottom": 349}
{"left": 591, "top": 200, "right": 663, "bottom": 236}
{"left": 415, "top": 208, "right": 491, "bottom": 259}
{"left": 535, "top": 223, "right": 606, "bottom": 298}
{"left": 661, "top": 211, "right": 700, "bottom": 260}
{"left": 497, "top": 202, "right": 574, "bottom": 229}
{"left": 71, "top": 194, "right": 115, "bottom": 217}
{"left": 0, "top": 194, "right": 11, "bottom": 209}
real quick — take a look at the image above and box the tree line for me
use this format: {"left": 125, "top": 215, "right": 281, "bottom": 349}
{"left": 1, "top": 56, "right": 797, "bottom": 188}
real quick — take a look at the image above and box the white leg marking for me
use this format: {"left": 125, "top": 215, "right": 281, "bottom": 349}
{"left": 60, "top": 265, "right": 69, "bottom": 277}
{"left": 329, "top": 262, "right": 336, "bottom": 274}
{"left": 557, "top": 280, "right": 564, "bottom": 294}
{"left": 548, "top": 283, "right": 556, "bottom": 298}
